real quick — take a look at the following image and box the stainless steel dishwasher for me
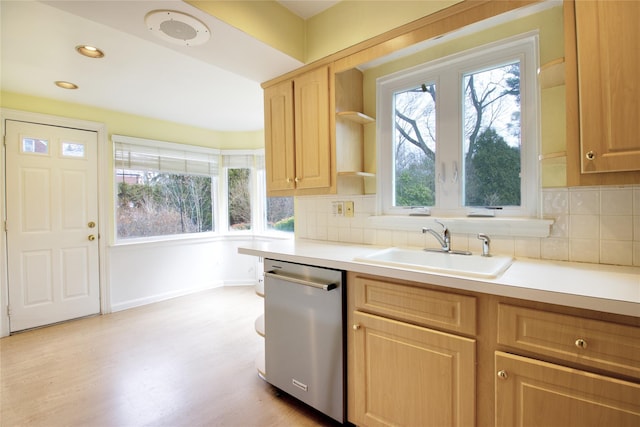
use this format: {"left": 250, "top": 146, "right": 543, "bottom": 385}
{"left": 263, "top": 258, "right": 345, "bottom": 423}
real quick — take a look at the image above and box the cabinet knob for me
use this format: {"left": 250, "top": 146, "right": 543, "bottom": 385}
{"left": 294, "top": 177, "right": 301, "bottom": 183}
{"left": 497, "top": 370, "right": 508, "bottom": 380}
{"left": 585, "top": 150, "right": 596, "bottom": 160}
{"left": 575, "top": 338, "right": 588, "bottom": 349}
{"left": 286, "top": 178, "right": 293, "bottom": 183}
{"left": 352, "top": 324, "right": 361, "bottom": 331}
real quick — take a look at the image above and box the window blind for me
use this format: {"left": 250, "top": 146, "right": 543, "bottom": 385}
{"left": 113, "top": 135, "right": 219, "bottom": 176}
{"left": 222, "top": 150, "right": 265, "bottom": 170}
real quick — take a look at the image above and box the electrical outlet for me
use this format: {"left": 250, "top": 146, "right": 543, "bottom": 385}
{"left": 345, "top": 201, "right": 354, "bottom": 217}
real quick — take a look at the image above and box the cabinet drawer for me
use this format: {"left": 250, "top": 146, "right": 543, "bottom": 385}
{"left": 353, "top": 275, "right": 476, "bottom": 335}
{"left": 498, "top": 304, "right": 640, "bottom": 379}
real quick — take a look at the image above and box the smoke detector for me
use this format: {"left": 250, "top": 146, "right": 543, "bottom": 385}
{"left": 145, "top": 10, "right": 210, "bottom": 46}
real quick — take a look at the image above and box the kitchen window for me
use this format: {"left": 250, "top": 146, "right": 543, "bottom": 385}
{"left": 377, "top": 33, "right": 539, "bottom": 217}
{"left": 220, "top": 151, "right": 294, "bottom": 235}
{"left": 114, "top": 135, "right": 218, "bottom": 240}
{"left": 114, "top": 136, "right": 292, "bottom": 241}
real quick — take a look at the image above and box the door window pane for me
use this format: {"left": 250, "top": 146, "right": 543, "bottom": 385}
{"left": 22, "top": 138, "right": 48, "bottom": 154}
{"left": 462, "top": 62, "right": 521, "bottom": 207}
{"left": 62, "top": 142, "right": 85, "bottom": 158}
{"left": 393, "top": 83, "right": 437, "bottom": 208}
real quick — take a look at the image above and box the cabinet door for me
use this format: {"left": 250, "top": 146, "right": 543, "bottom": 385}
{"left": 293, "top": 66, "right": 331, "bottom": 190}
{"left": 352, "top": 310, "right": 475, "bottom": 427}
{"left": 495, "top": 351, "right": 640, "bottom": 427}
{"left": 264, "top": 79, "right": 295, "bottom": 193}
{"left": 575, "top": 1, "right": 640, "bottom": 173}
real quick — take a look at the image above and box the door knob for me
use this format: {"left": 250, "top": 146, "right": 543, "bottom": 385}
{"left": 88, "top": 221, "right": 96, "bottom": 228}
{"left": 88, "top": 235, "right": 96, "bottom": 241}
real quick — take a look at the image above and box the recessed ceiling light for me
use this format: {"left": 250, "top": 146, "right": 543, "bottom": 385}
{"left": 55, "top": 81, "right": 78, "bottom": 90}
{"left": 145, "top": 10, "right": 210, "bottom": 46}
{"left": 76, "top": 45, "right": 105, "bottom": 58}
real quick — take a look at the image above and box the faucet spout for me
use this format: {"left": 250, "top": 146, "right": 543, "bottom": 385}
{"left": 422, "top": 220, "right": 450, "bottom": 252}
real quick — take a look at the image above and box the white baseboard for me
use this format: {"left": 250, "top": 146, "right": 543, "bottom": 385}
{"left": 223, "top": 280, "right": 258, "bottom": 287}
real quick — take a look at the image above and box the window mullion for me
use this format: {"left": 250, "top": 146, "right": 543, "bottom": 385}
{"left": 435, "top": 70, "right": 462, "bottom": 213}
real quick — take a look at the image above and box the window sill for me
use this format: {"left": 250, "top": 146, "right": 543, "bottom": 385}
{"left": 366, "top": 215, "right": 553, "bottom": 238}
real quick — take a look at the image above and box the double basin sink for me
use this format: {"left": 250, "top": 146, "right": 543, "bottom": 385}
{"left": 355, "top": 247, "right": 513, "bottom": 279}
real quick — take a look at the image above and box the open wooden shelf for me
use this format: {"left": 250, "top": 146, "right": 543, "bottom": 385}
{"left": 337, "top": 171, "right": 376, "bottom": 177}
{"left": 337, "top": 111, "right": 375, "bottom": 124}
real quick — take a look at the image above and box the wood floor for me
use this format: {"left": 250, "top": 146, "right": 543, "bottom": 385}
{"left": 0, "top": 287, "right": 342, "bottom": 427}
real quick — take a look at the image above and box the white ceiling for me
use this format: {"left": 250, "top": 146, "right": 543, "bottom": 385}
{"left": 0, "top": 0, "right": 336, "bottom": 132}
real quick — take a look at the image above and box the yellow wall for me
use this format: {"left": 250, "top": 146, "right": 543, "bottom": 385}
{"left": 186, "top": 0, "right": 306, "bottom": 62}
{"left": 0, "top": 91, "right": 264, "bottom": 150}
{"left": 187, "top": 0, "right": 460, "bottom": 65}
{"left": 361, "top": 6, "right": 567, "bottom": 189}
{"left": 306, "top": 0, "right": 461, "bottom": 62}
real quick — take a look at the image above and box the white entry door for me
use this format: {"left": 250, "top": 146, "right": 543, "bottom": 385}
{"left": 5, "top": 120, "right": 100, "bottom": 332}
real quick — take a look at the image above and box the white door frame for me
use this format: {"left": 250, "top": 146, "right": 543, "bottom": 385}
{"left": 0, "top": 108, "right": 110, "bottom": 337}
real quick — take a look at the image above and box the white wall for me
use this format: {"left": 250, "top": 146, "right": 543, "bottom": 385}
{"left": 109, "top": 237, "right": 260, "bottom": 312}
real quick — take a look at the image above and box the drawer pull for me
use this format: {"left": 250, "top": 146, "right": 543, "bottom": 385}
{"left": 575, "top": 338, "right": 588, "bottom": 349}
{"left": 497, "top": 370, "right": 508, "bottom": 380}
{"left": 353, "top": 324, "right": 361, "bottom": 331}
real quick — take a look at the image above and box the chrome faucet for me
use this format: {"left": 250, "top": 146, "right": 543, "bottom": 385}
{"left": 477, "top": 233, "right": 491, "bottom": 257}
{"left": 422, "top": 221, "right": 450, "bottom": 252}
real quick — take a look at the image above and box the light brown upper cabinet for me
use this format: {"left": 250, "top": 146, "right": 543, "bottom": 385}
{"left": 263, "top": 65, "right": 334, "bottom": 196}
{"left": 566, "top": 0, "right": 640, "bottom": 184}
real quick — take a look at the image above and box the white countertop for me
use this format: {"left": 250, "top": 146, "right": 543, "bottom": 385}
{"left": 238, "top": 239, "right": 640, "bottom": 317}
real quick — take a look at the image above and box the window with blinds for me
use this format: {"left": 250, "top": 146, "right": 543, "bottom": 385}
{"left": 113, "top": 136, "right": 292, "bottom": 241}
{"left": 113, "top": 135, "right": 219, "bottom": 239}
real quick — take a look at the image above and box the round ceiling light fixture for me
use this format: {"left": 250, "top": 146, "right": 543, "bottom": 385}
{"left": 145, "top": 10, "right": 210, "bottom": 47}
{"left": 55, "top": 81, "right": 79, "bottom": 90}
{"left": 76, "top": 44, "right": 105, "bottom": 58}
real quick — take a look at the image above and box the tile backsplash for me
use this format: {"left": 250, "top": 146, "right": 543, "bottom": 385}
{"left": 295, "top": 185, "right": 640, "bottom": 267}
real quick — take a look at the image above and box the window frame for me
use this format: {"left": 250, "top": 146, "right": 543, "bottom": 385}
{"left": 113, "top": 135, "right": 220, "bottom": 243}
{"left": 219, "top": 150, "right": 261, "bottom": 235}
{"left": 377, "top": 32, "right": 540, "bottom": 218}
{"left": 113, "top": 137, "right": 290, "bottom": 244}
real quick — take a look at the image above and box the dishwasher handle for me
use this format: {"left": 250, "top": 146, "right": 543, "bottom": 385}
{"left": 264, "top": 270, "right": 337, "bottom": 291}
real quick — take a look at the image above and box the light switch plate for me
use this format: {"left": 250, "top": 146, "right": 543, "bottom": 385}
{"left": 332, "top": 201, "right": 344, "bottom": 216}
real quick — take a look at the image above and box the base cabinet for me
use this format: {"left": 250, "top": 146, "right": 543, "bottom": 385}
{"left": 348, "top": 273, "right": 476, "bottom": 427}
{"left": 495, "top": 351, "right": 640, "bottom": 427}
{"left": 346, "top": 272, "right": 640, "bottom": 427}
{"left": 351, "top": 311, "right": 475, "bottom": 427}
